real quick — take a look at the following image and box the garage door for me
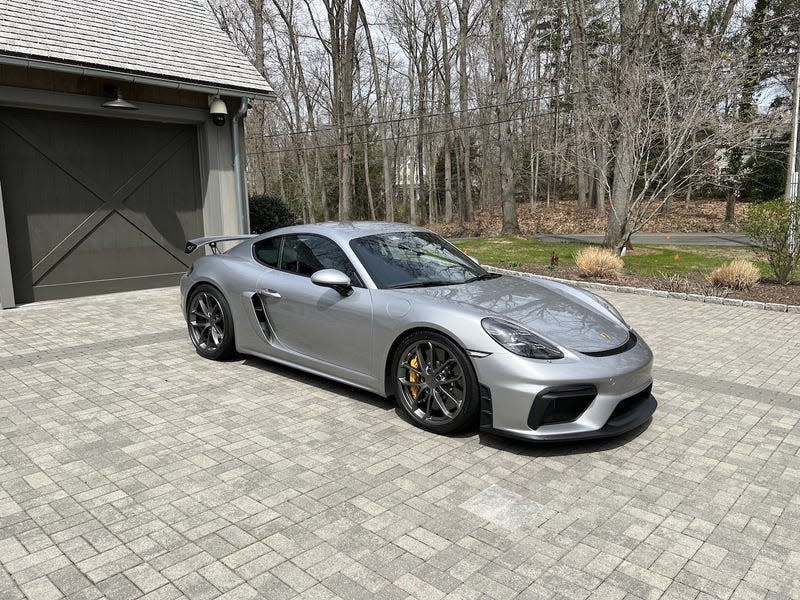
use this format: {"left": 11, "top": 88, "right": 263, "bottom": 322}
{"left": 0, "top": 107, "right": 203, "bottom": 303}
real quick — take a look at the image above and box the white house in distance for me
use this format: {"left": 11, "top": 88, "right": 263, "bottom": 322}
{"left": 0, "top": 0, "right": 274, "bottom": 308}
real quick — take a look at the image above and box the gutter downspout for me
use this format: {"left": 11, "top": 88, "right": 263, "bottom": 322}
{"left": 232, "top": 97, "right": 250, "bottom": 234}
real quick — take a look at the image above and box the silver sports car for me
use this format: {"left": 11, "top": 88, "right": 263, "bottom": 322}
{"left": 181, "top": 222, "right": 656, "bottom": 441}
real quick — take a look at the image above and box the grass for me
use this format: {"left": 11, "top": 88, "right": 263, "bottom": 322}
{"left": 453, "top": 237, "right": 771, "bottom": 279}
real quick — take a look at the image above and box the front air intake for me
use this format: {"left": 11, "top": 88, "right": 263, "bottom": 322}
{"left": 527, "top": 384, "right": 597, "bottom": 429}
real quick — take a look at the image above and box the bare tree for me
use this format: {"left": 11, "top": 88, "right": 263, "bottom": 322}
{"left": 490, "top": 0, "right": 519, "bottom": 234}
{"left": 209, "top": 0, "right": 782, "bottom": 239}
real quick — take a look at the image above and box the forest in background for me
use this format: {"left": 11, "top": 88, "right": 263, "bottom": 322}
{"left": 209, "top": 0, "right": 799, "bottom": 249}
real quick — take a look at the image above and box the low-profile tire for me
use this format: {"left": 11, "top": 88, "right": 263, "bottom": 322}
{"left": 392, "top": 331, "right": 479, "bottom": 434}
{"left": 186, "top": 284, "right": 236, "bottom": 360}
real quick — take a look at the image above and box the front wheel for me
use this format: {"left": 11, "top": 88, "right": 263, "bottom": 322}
{"left": 187, "top": 284, "right": 236, "bottom": 360}
{"left": 393, "top": 331, "right": 479, "bottom": 434}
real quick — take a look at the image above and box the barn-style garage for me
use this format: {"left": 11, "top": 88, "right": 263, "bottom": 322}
{"left": 0, "top": 108, "right": 203, "bottom": 303}
{"left": 0, "top": 0, "right": 274, "bottom": 307}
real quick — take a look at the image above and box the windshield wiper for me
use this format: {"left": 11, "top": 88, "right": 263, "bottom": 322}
{"left": 385, "top": 280, "right": 455, "bottom": 289}
{"left": 465, "top": 272, "right": 502, "bottom": 283}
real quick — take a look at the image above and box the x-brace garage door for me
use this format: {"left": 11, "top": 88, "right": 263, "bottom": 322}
{"left": 0, "top": 107, "right": 203, "bottom": 303}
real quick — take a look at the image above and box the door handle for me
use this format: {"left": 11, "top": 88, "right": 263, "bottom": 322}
{"left": 259, "top": 289, "right": 281, "bottom": 299}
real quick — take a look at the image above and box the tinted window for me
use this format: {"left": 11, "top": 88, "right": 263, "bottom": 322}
{"left": 280, "top": 234, "right": 361, "bottom": 285}
{"left": 350, "top": 231, "right": 486, "bottom": 289}
{"left": 253, "top": 237, "right": 281, "bottom": 267}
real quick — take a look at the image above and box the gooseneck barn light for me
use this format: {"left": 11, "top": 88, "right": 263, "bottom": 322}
{"left": 102, "top": 87, "right": 138, "bottom": 110}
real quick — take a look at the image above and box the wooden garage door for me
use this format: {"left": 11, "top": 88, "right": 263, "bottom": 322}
{"left": 0, "top": 107, "right": 203, "bottom": 303}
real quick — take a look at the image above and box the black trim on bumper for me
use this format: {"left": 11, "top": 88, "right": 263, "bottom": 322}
{"left": 483, "top": 391, "right": 657, "bottom": 443}
{"left": 527, "top": 384, "right": 598, "bottom": 429}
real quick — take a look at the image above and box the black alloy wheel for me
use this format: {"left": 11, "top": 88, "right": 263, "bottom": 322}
{"left": 394, "top": 331, "right": 479, "bottom": 434}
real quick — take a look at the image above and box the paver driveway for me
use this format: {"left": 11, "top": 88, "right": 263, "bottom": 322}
{"left": 1, "top": 287, "right": 799, "bottom": 600}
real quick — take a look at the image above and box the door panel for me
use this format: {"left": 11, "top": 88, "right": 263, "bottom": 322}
{"left": 257, "top": 269, "right": 373, "bottom": 375}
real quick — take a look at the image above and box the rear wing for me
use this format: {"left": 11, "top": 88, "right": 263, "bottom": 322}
{"left": 185, "top": 235, "right": 256, "bottom": 255}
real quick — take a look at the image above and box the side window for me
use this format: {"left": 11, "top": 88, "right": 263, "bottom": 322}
{"left": 280, "top": 234, "right": 361, "bottom": 285}
{"left": 253, "top": 236, "right": 281, "bottom": 268}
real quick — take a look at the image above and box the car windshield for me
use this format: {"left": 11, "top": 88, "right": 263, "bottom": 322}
{"left": 349, "top": 231, "right": 492, "bottom": 289}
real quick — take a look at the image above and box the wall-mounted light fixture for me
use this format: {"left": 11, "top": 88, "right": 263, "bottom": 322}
{"left": 102, "top": 86, "right": 138, "bottom": 110}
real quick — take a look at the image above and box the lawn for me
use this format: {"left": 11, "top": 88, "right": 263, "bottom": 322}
{"left": 452, "top": 237, "right": 770, "bottom": 279}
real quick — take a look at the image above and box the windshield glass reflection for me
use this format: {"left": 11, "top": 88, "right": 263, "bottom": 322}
{"left": 350, "top": 231, "right": 492, "bottom": 289}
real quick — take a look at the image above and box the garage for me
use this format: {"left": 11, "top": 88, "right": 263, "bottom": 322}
{"left": 0, "top": 107, "right": 203, "bottom": 303}
{"left": 0, "top": 0, "right": 274, "bottom": 308}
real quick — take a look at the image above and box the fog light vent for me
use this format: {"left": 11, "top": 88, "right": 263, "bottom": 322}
{"left": 528, "top": 384, "right": 597, "bottom": 429}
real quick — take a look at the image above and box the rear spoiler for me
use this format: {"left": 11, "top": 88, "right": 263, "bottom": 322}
{"left": 185, "top": 235, "right": 256, "bottom": 255}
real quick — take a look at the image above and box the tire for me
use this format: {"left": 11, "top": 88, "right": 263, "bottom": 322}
{"left": 392, "top": 331, "right": 479, "bottom": 434}
{"left": 186, "top": 284, "right": 236, "bottom": 360}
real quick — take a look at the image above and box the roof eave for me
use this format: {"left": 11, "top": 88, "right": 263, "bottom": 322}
{"left": 0, "top": 53, "right": 276, "bottom": 102}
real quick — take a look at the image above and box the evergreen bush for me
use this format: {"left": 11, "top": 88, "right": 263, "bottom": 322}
{"left": 249, "top": 194, "right": 299, "bottom": 235}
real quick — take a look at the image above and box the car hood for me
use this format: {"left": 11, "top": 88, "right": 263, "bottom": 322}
{"left": 399, "top": 275, "right": 630, "bottom": 353}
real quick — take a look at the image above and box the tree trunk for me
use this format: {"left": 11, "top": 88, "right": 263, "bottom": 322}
{"left": 444, "top": 143, "right": 453, "bottom": 222}
{"left": 322, "top": 0, "right": 361, "bottom": 221}
{"left": 568, "top": 0, "right": 590, "bottom": 210}
{"left": 456, "top": 0, "right": 473, "bottom": 222}
{"left": 603, "top": 0, "right": 659, "bottom": 250}
{"left": 363, "top": 134, "right": 376, "bottom": 220}
{"left": 491, "top": 0, "right": 518, "bottom": 235}
{"left": 247, "top": 0, "right": 266, "bottom": 199}
{"left": 299, "top": 145, "right": 315, "bottom": 223}
{"left": 605, "top": 122, "right": 637, "bottom": 249}
{"left": 725, "top": 191, "right": 736, "bottom": 222}
{"left": 359, "top": 5, "right": 394, "bottom": 220}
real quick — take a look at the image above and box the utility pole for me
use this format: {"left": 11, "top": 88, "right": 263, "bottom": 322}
{"left": 787, "top": 30, "right": 800, "bottom": 249}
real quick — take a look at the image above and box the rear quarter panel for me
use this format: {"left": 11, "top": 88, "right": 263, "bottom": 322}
{"left": 182, "top": 252, "right": 266, "bottom": 353}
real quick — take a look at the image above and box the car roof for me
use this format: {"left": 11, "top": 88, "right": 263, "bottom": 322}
{"left": 258, "top": 221, "right": 431, "bottom": 245}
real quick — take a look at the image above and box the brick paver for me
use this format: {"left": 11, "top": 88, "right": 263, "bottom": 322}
{"left": 1, "top": 287, "right": 799, "bottom": 599}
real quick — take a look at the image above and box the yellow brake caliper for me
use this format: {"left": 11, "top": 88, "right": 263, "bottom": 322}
{"left": 409, "top": 355, "right": 421, "bottom": 400}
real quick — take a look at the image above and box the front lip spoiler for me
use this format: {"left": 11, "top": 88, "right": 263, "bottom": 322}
{"left": 482, "top": 394, "right": 657, "bottom": 443}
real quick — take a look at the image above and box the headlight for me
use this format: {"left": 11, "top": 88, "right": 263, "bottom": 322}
{"left": 481, "top": 318, "right": 564, "bottom": 360}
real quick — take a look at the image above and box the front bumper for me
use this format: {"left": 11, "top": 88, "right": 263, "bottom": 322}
{"left": 473, "top": 331, "right": 656, "bottom": 441}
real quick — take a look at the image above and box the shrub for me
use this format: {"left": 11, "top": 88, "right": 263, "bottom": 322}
{"left": 708, "top": 259, "right": 760, "bottom": 290}
{"left": 659, "top": 273, "right": 691, "bottom": 293}
{"left": 574, "top": 246, "right": 624, "bottom": 279}
{"left": 248, "top": 194, "right": 299, "bottom": 235}
{"left": 740, "top": 199, "right": 800, "bottom": 284}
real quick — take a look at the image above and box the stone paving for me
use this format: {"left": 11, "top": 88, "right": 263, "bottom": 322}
{"left": 0, "top": 287, "right": 799, "bottom": 600}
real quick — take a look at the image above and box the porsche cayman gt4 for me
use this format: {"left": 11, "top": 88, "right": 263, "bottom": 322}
{"left": 180, "top": 222, "right": 656, "bottom": 441}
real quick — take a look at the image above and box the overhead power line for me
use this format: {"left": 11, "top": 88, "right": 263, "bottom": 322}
{"left": 246, "top": 106, "right": 564, "bottom": 157}
{"left": 252, "top": 91, "right": 570, "bottom": 141}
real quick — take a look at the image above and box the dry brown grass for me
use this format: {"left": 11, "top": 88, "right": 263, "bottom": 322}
{"left": 708, "top": 259, "right": 760, "bottom": 290}
{"left": 574, "top": 247, "right": 624, "bottom": 279}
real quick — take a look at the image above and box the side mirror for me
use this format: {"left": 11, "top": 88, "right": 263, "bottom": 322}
{"left": 311, "top": 269, "right": 353, "bottom": 296}
{"left": 467, "top": 255, "right": 481, "bottom": 266}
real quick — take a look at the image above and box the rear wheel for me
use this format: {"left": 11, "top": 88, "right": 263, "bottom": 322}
{"left": 393, "top": 331, "right": 479, "bottom": 434}
{"left": 187, "top": 284, "right": 235, "bottom": 360}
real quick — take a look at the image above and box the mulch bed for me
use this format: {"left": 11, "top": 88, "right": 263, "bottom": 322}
{"left": 508, "top": 263, "right": 800, "bottom": 307}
